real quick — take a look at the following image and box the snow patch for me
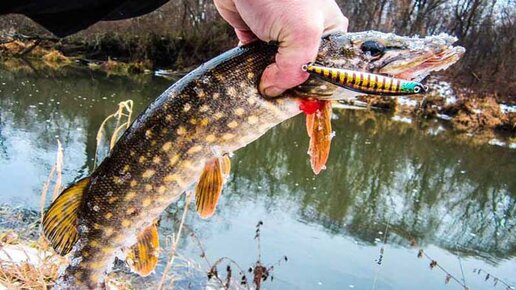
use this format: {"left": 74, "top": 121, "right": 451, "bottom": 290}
{"left": 500, "top": 104, "right": 516, "bottom": 114}
{"left": 392, "top": 115, "right": 412, "bottom": 124}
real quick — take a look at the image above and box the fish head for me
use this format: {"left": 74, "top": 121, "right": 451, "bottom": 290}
{"left": 294, "top": 31, "right": 465, "bottom": 99}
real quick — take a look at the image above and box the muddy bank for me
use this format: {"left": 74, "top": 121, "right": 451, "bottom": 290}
{"left": 341, "top": 77, "right": 515, "bottom": 145}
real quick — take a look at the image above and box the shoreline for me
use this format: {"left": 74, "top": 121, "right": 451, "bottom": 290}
{"left": 1, "top": 34, "right": 514, "bottom": 146}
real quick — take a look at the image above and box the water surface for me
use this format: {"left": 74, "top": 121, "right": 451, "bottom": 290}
{"left": 0, "top": 68, "right": 514, "bottom": 290}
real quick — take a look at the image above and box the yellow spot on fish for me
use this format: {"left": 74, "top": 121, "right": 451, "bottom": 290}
{"left": 248, "top": 97, "right": 257, "bottom": 104}
{"left": 145, "top": 184, "right": 153, "bottom": 192}
{"left": 213, "top": 93, "right": 220, "bottom": 99}
{"left": 139, "top": 156, "right": 146, "bottom": 163}
{"left": 200, "top": 118, "right": 209, "bottom": 126}
{"left": 206, "top": 134, "right": 216, "bottom": 142}
{"left": 102, "top": 247, "right": 114, "bottom": 254}
{"left": 177, "top": 126, "right": 187, "bottom": 135}
{"left": 158, "top": 186, "right": 166, "bottom": 194}
{"left": 125, "top": 191, "right": 136, "bottom": 201}
{"left": 187, "top": 145, "right": 203, "bottom": 154}
{"left": 104, "top": 227, "right": 114, "bottom": 236}
{"left": 130, "top": 150, "right": 136, "bottom": 156}
{"left": 182, "top": 160, "right": 193, "bottom": 169}
{"left": 151, "top": 140, "right": 157, "bottom": 146}
{"left": 161, "top": 128, "right": 169, "bottom": 135}
{"left": 162, "top": 141, "right": 172, "bottom": 152}
{"left": 166, "top": 114, "right": 173, "bottom": 122}
{"left": 142, "top": 169, "right": 155, "bottom": 179}
{"left": 93, "top": 223, "right": 101, "bottom": 230}
{"left": 153, "top": 156, "right": 161, "bottom": 164}
{"left": 164, "top": 174, "right": 178, "bottom": 183}
{"left": 227, "top": 87, "right": 237, "bottom": 97}
{"left": 122, "top": 219, "right": 131, "bottom": 227}
{"left": 183, "top": 103, "right": 191, "bottom": 112}
{"left": 122, "top": 165, "right": 130, "bottom": 173}
{"left": 190, "top": 118, "right": 198, "bottom": 125}
{"left": 169, "top": 154, "right": 180, "bottom": 166}
{"left": 130, "top": 180, "right": 138, "bottom": 187}
{"left": 234, "top": 108, "right": 245, "bottom": 116}
{"left": 126, "top": 207, "right": 136, "bottom": 215}
{"left": 104, "top": 212, "right": 113, "bottom": 219}
{"left": 197, "top": 90, "right": 206, "bottom": 98}
{"left": 247, "top": 72, "right": 255, "bottom": 79}
{"left": 143, "top": 198, "right": 151, "bottom": 207}
{"left": 113, "top": 176, "right": 122, "bottom": 184}
{"left": 214, "top": 112, "right": 225, "bottom": 120}
{"left": 248, "top": 115, "right": 258, "bottom": 124}
{"left": 199, "top": 105, "right": 210, "bottom": 112}
{"left": 145, "top": 129, "right": 153, "bottom": 138}
{"left": 227, "top": 121, "right": 239, "bottom": 128}
{"left": 222, "top": 133, "right": 235, "bottom": 140}
{"left": 108, "top": 196, "right": 118, "bottom": 204}
{"left": 90, "top": 240, "right": 100, "bottom": 248}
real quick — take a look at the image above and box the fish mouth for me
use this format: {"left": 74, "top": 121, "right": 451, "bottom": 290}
{"left": 377, "top": 46, "right": 465, "bottom": 82}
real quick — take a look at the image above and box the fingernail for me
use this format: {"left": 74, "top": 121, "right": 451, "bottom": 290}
{"left": 263, "top": 86, "right": 284, "bottom": 97}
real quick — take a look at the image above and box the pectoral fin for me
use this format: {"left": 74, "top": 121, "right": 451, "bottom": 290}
{"left": 195, "top": 156, "right": 230, "bottom": 219}
{"left": 306, "top": 100, "right": 333, "bottom": 175}
{"left": 126, "top": 221, "right": 160, "bottom": 277}
{"left": 42, "top": 178, "right": 90, "bottom": 255}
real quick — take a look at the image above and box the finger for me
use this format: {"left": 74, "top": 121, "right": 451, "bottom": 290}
{"left": 235, "top": 29, "right": 257, "bottom": 45}
{"left": 259, "top": 20, "right": 324, "bottom": 97}
{"left": 322, "top": 1, "right": 348, "bottom": 33}
{"left": 214, "top": 0, "right": 256, "bottom": 44}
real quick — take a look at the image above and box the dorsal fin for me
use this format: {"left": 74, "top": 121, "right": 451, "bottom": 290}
{"left": 42, "top": 177, "right": 90, "bottom": 255}
{"left": 195, "top": 156, "right": 230, "bottom": 219}
{"left": 306, "top": 100, "right": 333, "bottom": 174}
{"left": 126, "top": 221, "right": 160, "bottom": 276}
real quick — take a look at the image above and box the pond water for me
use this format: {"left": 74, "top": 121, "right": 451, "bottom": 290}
{"left": 0, "top": 67, "right": 514, "bottom": 290}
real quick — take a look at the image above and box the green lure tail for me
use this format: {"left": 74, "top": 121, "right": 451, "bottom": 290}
{"left": 302, "top": 63, "right": 428, "bottom": 96}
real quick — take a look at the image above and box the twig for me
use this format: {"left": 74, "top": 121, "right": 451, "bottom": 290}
{"left": 157, "top": 192, "right": 192, "bottom": 290}
{"left": 418, "top": 249, "right": 468, "bottom": 289}
{"left": 473, "top": 268, "right": 515, "bottom": 289}
{"left": 371, "top": 224, "right": 389, "bottom": 290}
{"left": 456, "top": 252, "right": 467, "bottom": 288}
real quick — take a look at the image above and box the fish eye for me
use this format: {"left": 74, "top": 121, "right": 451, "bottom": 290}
{"left": 361, "top": 40, "right": 385, "bottom": 57}
{"left": 414, "top": 86, "right": 421, "bottom": 93}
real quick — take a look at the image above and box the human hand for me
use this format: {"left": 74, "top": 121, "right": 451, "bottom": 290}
{"left": 214, "top": 0, "right": 348, "bottom": 97}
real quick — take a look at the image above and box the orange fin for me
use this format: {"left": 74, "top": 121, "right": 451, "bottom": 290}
{"left": 306, "top": 100, "right": 333, "bottom": 175}
{"left": 126, "top": 221, "right": 160, "bottom": 277}
{"left": 195, "top": 157, "right": 228, "bottom": 219}
{"left": 43, "top": 178, "right": 90, "bottom": 255}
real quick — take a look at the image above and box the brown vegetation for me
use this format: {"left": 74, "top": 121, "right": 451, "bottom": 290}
{"left": 1, "top": 0, "right": 513, "bottom": 100}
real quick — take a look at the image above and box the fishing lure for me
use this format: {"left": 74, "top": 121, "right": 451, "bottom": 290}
{"left": 302, "top": 63, "right": 428, "bottom": 95}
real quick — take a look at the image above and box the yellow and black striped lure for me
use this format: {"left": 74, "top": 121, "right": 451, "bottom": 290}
{"left": 302, "top": 63, "right": 428, "bottom": 95}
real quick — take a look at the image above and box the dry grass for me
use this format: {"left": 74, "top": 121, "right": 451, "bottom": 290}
{"left": 1, "top": 138, "right": 66, "bottom": 289}
{"left": 94, "top": 100, "right": 134, "bottom": 169}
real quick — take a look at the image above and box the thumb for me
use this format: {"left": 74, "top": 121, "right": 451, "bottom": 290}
{"left": 259, "top": 25, "right": 323, "bottom": 97}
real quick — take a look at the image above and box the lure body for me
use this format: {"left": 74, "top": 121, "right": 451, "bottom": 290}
{"left": 302, "top": 63, "right": 428, "bottom": 95}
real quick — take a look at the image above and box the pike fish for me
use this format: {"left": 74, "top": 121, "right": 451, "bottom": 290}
{"left": 42, "top": 31, "right": 464, "bottom": 289}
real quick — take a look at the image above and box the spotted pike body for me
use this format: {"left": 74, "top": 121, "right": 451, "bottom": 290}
{"left": 303, "top": 63, "right": 427, "bottom": 95}
{"left": 42, "top": 31, "right": 464, "bottom": 289}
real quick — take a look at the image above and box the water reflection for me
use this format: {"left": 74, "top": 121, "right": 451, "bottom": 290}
{"left": 0, "top": 68, "right": 514, "bottom": 289}
{"left": 227, "top": 111, "right": 515, "bottom": 260}
{"left": 0, "top": 68, "right": 169, "bottom": 204}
